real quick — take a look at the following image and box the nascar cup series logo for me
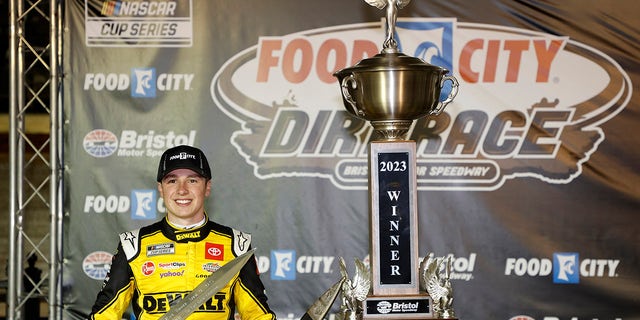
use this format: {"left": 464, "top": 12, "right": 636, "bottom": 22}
{"left": 84, "top": 0, "right": 193, "bottom": 47}
{"left": 210, "top": 18, "right": 632, "bottom": 191}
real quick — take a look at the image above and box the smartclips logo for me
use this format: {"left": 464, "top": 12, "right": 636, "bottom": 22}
{"left": 83, "top": 129, "right": 197, "bottom": 158}
{"left": 83, "top": 68, "right": 194, "bottom": 98}
{"left": 504, "top": 253, "right": 620, "bottom": 284}
{"left": 84, "top": 0, "right": 193, "bottom": 47}
{"left": 210, "top": 18, "right": 632, "bottom": 191}
{"left": 256, "top": 250, "right": 335, "bottom": 281}
{"left": 84, "top": 190, "right": 165, "bottom": 220}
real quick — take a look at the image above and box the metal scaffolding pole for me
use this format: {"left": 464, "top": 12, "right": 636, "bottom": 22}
{"left": 8, "top": 0, "right": 62, "bottom": 319}
{"left": 49, "top": 0, "right": 64, "bottom": 318}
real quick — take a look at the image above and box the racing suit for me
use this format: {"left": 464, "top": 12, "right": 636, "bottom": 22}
{"left": 89, "top": 216, "right": 276, "bottom": 320}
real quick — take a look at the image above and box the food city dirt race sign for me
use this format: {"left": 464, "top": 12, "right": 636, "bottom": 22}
{"left": 210, "top": 18, "right": 631, "bottom": 191}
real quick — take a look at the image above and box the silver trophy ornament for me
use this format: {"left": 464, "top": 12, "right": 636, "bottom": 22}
{"left": 337, "top": 257, "right": 371, "bottom": 320}
{"left": 334, "top": 0, "right": 459, "bottom": 141}
{"left": 420, "top": 253, "right": 456, "bottom": 318}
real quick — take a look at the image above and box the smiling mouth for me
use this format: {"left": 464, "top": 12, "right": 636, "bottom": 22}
{"left": 175, "top": 199, "right": 192, "bottom": 205}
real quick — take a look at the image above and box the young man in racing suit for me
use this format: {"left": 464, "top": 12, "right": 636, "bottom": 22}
{"left": 89, "top": 145, "right": 276, "bottom": 320}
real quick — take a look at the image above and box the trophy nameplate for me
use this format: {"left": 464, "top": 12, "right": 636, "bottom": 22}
{"left": 369, "top": 141, "right": 419, "bottom": 296}
{"left": 363, "top": 294, "right": 432, "bottom": 319}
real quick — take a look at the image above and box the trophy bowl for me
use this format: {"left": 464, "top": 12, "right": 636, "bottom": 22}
{"left": 334, "top": 51, "right": 459, "bottom": 140}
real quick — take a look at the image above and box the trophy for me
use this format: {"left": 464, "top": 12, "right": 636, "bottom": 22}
{"left": 333, "top": 0, "right": 459, "bottom": 318}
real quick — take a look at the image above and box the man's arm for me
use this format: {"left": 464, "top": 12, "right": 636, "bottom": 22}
{"left": 88, "top": 242, "right": 135, "bottom": 320}
{"left": 234, "top": 253, "right": 277, "bottom": 320}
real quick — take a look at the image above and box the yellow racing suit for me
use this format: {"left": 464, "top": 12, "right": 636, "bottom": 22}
{"left": 89, "top": 216, "right": 276, "bottom": 320}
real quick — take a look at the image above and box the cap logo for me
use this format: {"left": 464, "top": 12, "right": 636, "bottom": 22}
{"left": 170, "top": 152, "right": 196, "bottom": 161}
{"left": 157, "top": 146, "right": 211, "bottom": 182}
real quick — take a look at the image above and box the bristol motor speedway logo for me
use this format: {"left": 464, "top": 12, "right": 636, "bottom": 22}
{"left": 83, "top": 251, "right": 113, "bottom": 280}
{"left": 210, "top": 18, "right": 632, "bottom": 191}
{"left": 83, "top": 129, "right": 197, "bottom": 158}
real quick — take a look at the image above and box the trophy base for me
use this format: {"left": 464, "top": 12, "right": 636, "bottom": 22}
{"left": 361, "top": 293, "right": 436, "bottom": 319}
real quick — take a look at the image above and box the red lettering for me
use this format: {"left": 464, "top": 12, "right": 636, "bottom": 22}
{"left": 459, "top": 38, "right": 564, "bottom": 84}
{"left": 484, "top": 40, "right": 500, "bottom": 82}
{"left": 533, "top": 39, "right": 564, "bottom": 82}
{"left": 316, "top": 39, "right": 347, "bottom": 84}
{"left": 351, "top": 40, "right": 379, "bottom": 64}
{"left": 282, "top": 38, "right": 313, "bottom": 83}
{"left": 256, "top": 38, "right": 282, "bottom": 82}
{"left": 459, "top": 38, "right": 483, "bottom": 83}
{"left": 255, "top": 37, "right": 379, "bottom": 84}
{"left": 503, "top": 40, "right": 529, "bottom": 82}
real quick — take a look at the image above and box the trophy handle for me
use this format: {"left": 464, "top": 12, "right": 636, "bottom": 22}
{"left": 340, "top": 74, "right": 363, "bottom": 117}
{"left": 430, "top": 75, "right": 459, "bottom": 115}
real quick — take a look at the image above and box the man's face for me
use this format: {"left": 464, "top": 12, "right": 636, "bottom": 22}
{"left": 158, "top": 168, "right": 211, "bottom": 225}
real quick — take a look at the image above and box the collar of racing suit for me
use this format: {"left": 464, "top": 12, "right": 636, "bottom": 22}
{"left": 160, "top": 212, "right": 212, "bottom": 243}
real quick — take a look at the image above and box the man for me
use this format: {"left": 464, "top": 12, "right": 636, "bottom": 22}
{"left": 89, "top": 145, "right": 276, "bottom": 320}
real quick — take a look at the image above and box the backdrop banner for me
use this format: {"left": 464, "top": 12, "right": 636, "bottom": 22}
{"left": 63, "top": 0, "right": 639, "bottom": 319}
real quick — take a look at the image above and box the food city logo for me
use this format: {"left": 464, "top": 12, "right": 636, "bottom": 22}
{"left": 84, "top": 0, "right": 193, "bottom": 47}
{"left": 83, "top": 129, "right": 197, "bottom": 158}
{"left": 256, "top": 250, "right": 335, "bottom": 281}
{"left": 83, "top": 189, "right": 166, "bottom": 220}
{"left": 256, "top": 251, "right": 475, "bottom": 281}
{"left": 504, "top": 252, "right": 620, "bottom": 284}
{"left": 83, "top": 68, "right": 194, "bottom": 98}
{"left": 210, "top": 18, "right": 632, "bottom": 191}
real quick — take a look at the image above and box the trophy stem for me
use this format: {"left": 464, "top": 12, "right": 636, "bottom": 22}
{"left": 370, "top": 120, "right": 414, "bottom": 141}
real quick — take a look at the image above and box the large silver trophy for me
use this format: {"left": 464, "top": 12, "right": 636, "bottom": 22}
{"left": 332, "top": 0, "right": 459, "bottom": 318}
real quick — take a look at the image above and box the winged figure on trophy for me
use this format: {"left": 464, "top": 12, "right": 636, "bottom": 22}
{"left": 420, "top": 253, "right": 456, "bottom": 318}
{"left": 364, "top": 0, "right": 412, "bottom": 51}
{"left": 336, "top": 257, "right": 371, "bottom": 320}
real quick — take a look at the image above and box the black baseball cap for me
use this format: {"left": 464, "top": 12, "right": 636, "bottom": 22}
{"left": 156, "top": 145, "right": 212, "bottom": 182}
